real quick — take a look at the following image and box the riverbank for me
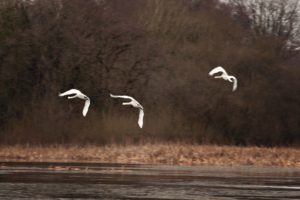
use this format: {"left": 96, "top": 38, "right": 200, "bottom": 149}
{"left": 0, "top": 144, "right": 299, "bottom": 167}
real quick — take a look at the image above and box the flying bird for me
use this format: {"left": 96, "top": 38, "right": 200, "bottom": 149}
{"left": 209, "top": 66, "right": 237, "bottom": 91}
{"left": 110, "top": 94, "right": 144, "bottom": 128}
{"left": 59, "top": 89, "right": 90, "bottom": 117}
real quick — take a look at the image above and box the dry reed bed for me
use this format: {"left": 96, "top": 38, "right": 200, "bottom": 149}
{"left": 0, "top": 144, "right": 299, "bottom": 167}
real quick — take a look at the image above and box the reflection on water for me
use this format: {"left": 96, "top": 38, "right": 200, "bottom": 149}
{"left": 0, "top": 162, "right": 299, "bottom": 199}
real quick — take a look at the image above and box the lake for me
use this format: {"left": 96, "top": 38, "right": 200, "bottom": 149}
{"left": 0, "top": 162, "right": 299, "bottom": 199}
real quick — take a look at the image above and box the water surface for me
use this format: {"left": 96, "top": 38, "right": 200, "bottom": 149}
{"left": 0, "top": 162, "right": 299, "bottom": 199}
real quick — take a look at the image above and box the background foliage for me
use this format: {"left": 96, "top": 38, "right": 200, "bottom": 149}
{"left": 0, "top": 0, "right": 299, "bottom": 146}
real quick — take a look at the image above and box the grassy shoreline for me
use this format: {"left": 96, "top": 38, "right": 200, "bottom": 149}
{"left": 0, "top": 144, "right": 299, "bottom": 168}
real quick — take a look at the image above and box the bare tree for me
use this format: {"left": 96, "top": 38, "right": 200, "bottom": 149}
{"left": 229, "top": 0, "right": 300, "bottom": 52}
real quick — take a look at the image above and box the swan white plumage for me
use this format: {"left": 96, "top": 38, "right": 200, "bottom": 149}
{"left": 59, "top": 89, "right": 90, "bottom": 117}
{"left": 110, "top": 94, "right": 144, "bottom": 128}
{"left": 209, "top": 66, "right": 238, "bottom": 92}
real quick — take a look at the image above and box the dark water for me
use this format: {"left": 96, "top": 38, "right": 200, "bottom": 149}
{"left": 0, "top": 162, "right": 299, "bottom": 200}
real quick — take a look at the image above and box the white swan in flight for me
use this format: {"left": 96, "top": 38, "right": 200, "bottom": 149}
{"left": 209, "top": 66, "right": 237, "bottom": 92}
{"left": 110, "top": 94, "right": 144, "bottom": 128}
{"left": 59, "top": 89, "right": 90, "bottom": 117}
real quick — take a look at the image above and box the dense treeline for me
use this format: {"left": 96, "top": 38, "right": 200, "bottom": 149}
{"left": 0, "top": 0, "right": 299, "bottom": 146}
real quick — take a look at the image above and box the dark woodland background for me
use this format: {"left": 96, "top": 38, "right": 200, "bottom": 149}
{"left": 0, "top": 0, "right": 299, "bottom": 146}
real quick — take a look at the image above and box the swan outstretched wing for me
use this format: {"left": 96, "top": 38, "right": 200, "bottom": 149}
{"left": 209, "top": 66, "right": 227, "bottom": 76}
{"left": 82, "top": 98, "right": 90, "bottom": 117}
{"left": 231, "top": 76, "right": 238, "bottom": 92}
{"left": 59, "top": 89, "right": 81, "bottom": 97}
{"left": 138, "top": 109, "right": 144, "bottom": 128}
{"left": 110, "top": 94, "right": 135, "bottom": 101}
